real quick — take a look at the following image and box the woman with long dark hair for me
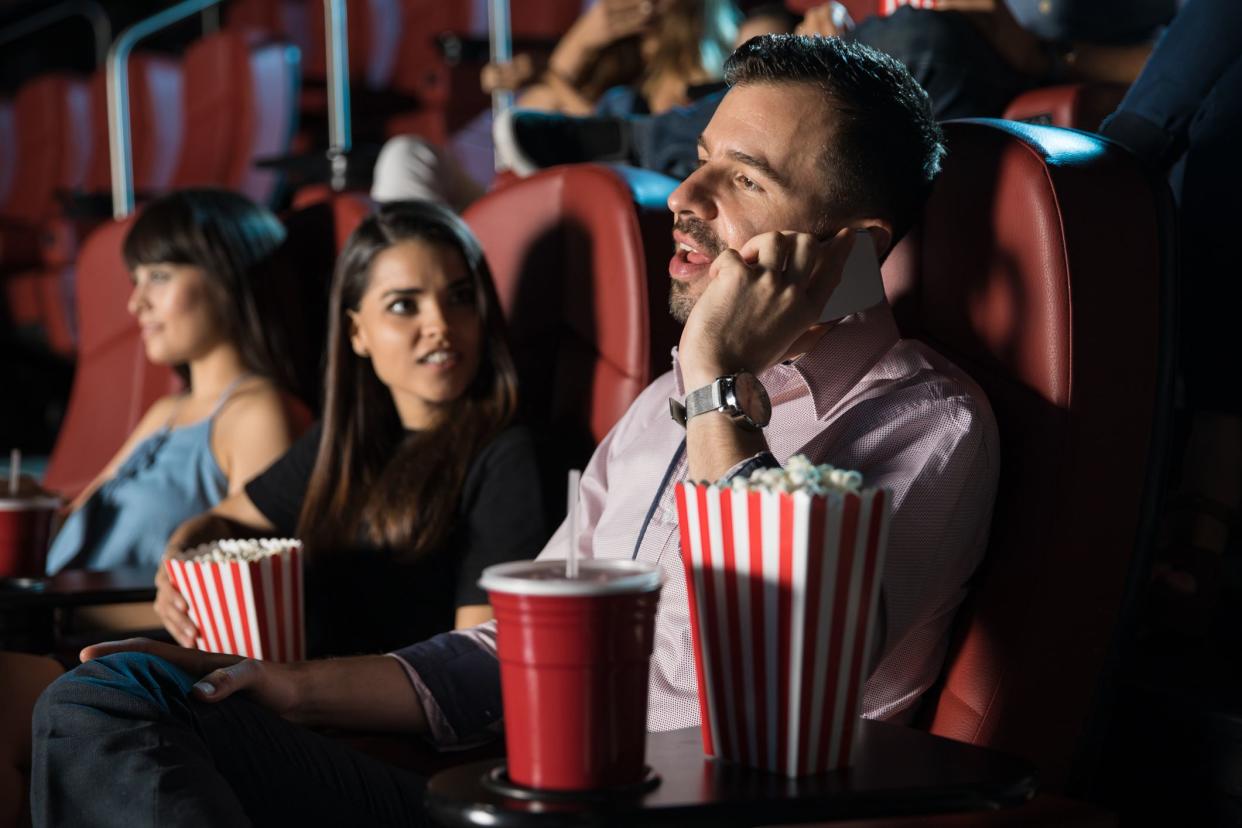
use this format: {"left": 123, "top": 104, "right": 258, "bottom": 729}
{"left": 43, "top": 188, "right": 301, "bottom": 574}
{"left": 153, "top": 200, "right": 546, "bottom": 656}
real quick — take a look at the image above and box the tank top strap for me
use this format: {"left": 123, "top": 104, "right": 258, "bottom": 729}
{"left": 206, "top": 373, "right": 256, "bottom": 421}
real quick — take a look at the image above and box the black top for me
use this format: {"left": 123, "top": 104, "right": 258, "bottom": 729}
{"left": 245, "top": 423, "right": 546, "bottom": 657}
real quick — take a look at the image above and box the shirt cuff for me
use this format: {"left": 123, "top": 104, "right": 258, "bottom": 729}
{"left": 388, "top": 631, "right": 504, "bottom": 748}
{"left": 721, "top": 451, "right": 780, "bottom": 484}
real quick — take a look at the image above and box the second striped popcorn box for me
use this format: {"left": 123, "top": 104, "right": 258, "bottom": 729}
{"left": 674, "top": 457, "right": 891, "bottom": 778}
{"left": 165, "top": 538, "right": 305, "bottom": 662}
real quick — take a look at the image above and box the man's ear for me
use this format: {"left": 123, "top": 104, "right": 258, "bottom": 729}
{"left": 847, "top": 219, "right": 892, "bottom": 260}
{"left": 347, "top": 310, "right": 369, "bottom": 358}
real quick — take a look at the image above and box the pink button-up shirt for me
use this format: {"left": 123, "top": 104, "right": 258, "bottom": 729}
{"left": 392, "top": 305, "right": 999, "bottom": 744}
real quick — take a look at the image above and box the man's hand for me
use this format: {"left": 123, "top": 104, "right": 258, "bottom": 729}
{"left": 81, "top": 638, "right": 301, "bottom": 716}
{"left": 153, "top": 566, "right": 198, "bottom": 648}
{"left": 795, "top": 3, "right": 852, "bottom": 38}
{"left": 678, "top": 229, "right": 855, "bottom": 391}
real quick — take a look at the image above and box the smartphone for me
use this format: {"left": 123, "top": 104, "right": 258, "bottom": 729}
{"left": 818, "top": 229, "right": 887, "bottom": 323}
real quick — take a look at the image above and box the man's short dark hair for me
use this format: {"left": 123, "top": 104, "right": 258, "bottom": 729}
{"left": 724, "top": 34, "right": 945, "bottom": 246}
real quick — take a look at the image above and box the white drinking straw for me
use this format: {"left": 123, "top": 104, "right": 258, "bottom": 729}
{"left": 566, "top": 469, "right": 581, "bottom": 578}
{"left": 8, "top": 448, "right": 18, "bottom": 495}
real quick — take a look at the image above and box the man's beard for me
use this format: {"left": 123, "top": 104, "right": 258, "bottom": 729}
{"left": 669, "top": 217, "right": 726, "bottom": 324}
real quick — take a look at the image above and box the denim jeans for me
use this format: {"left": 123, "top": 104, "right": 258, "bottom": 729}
{"left": 31, "top": 653, "right": 428, "bottom": 827}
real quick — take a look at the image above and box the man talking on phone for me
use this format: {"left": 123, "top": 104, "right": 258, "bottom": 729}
{"left": 32, "top": 35, "right": 999, "bottom": 825}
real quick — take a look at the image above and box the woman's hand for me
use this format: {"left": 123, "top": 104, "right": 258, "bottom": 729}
{"left": 481, "top": 54, "right": 537, "bottom": 93}
{"left": 81, "top": 638, "right": 302, "bottom": 717}
{"left": 153, "top": 565, "right": 198, "bottom": 647}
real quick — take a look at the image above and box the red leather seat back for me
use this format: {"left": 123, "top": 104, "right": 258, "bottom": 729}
{"left": 503, "top": 0, "right": 583, "bottom": 38}
{"left": 85, "top": 55, "right": 183, "bottom": 194}
{"left": 173, "top": 33, "right": 255, "bottom": 192}
{"left": 4, "top": 74, "right": 91, "bottom": 223}
{"left": 463, "top": 163, "right": 678, "bottom": 467}
{"left": 236, "top": 41, "right": 301, "bottom": 204}
{"left": 43, "top": 218, "right": 178, "bottom": 498}
{"left": 1003, "top": 83, "right": 1130, "bottom": 131}
{"left": 883, "top": 119, "right": 1169, "bottom": 789}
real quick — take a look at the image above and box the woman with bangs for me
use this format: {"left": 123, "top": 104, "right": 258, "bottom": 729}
{"left": 1, "top": 188, "right": 302, "bottom": 828}
{"left": 43, "top": 188, "right": 302, "bottom": 574}
{"left": 153, "top": 200, "right": 546, "bottom": 658}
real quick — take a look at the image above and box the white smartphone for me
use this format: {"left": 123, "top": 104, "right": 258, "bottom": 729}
{"left": 818, "top": 229, "right": 887, "bottom": 323}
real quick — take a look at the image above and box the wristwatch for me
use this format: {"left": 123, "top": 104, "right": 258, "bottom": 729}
{"left": 669, "top": 372, "right": 772, "bottom": 432}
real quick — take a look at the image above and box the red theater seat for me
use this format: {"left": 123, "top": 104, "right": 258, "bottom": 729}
{"left": 173, "top": 31, "right": 299, "bottom": 206}
{"left": 881, "top": 119, "right": 1171, "bottom": 793}
{"left": 463, "top": 163, "right": 679, "bottom": 459}
{"left": 1003, "top": 83, "right": 1130, "bottom": 131}
{"left": 43, "top": 218, "right": 178, "bottom": 499}
{"left": 0, "top": 74, "right": 91, "bottom": 271}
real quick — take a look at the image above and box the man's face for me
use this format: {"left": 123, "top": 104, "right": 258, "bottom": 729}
{"left": 666, "top": 82, "right": 838, "bottom": 323}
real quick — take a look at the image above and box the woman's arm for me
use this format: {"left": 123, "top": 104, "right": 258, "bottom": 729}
{"left": 211, "top": 384, "right": 296, "bottom": 496}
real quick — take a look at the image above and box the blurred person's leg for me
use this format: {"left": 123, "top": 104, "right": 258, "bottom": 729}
{"left": 0, "top": 654, "right": 63, "bottom": 828}
{"left": 852, "top": 6, "right": 1034, "bottom": 119}
{"left": 31, "top": 652, "right": 428, "bottom": 827}
{"left": 372, "top": 135, "right": 485, "bottom": 213}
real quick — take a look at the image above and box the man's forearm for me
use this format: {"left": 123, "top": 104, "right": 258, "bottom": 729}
{"left": 685, "top": 411, "right": 770, "bottom": 482}
{"left": 287, "top": 655, "right": 428, "bottom": 733}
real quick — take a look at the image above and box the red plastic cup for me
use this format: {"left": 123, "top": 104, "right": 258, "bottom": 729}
{"left": 0, "top": 495, "right": 61, "bottom": 577}
{"left": 481, "top": 559, "right": 662, "bottom": 792}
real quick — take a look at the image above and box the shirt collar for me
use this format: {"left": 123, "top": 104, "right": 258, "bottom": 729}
{"left": 671, "top": 305, "right": 901, "bottom": 421}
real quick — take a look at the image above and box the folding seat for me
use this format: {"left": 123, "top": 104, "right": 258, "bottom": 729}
{"left": 1003, "top": 83, "right": 1130, "bottom": 131}
{"left": 874, "top": 118, "right": 1171, "bottom": 816}
{"left": 0, "top": 74, "right": 91, "bottom": 272}
{"left": 462, "top": 163, "right": 679, "bottom": 521}
{"left": 172, "top": 30, "right": 300, "bottom": 207}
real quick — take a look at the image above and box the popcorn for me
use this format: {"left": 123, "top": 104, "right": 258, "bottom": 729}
{"left": 178, "top": 537, "right": 302, "bottom": 563}
{"left": 165, "top": 538, "right": 304, "bottom": 661}
{"left": 729, "top": 454, "right": 865, "bottom": 496}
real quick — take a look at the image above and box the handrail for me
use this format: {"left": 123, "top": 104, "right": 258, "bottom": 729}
{"left": 324, "top": 0, "right": 352, "bottom": 189}
{"left": 107, "top": 0, "right": 226, "bottom": 218}
{"left": 0, "top": 0, "right": 111, "bottom": 69}
{"left": 488, "top": 0, "right": 513, "bottom": 171}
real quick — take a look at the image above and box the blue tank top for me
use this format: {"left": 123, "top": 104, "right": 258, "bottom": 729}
{"left": 45, "top": 377, "right": 251, "bottom": 574}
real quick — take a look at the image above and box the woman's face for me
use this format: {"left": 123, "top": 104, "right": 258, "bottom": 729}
{"left": 348, "top": 239, "right": 483, "bottom": 430}
{"left": 127, "top": 263, "right": 225, "bottom": 366}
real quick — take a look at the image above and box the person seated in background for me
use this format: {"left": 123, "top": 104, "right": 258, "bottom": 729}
{"left": 32, "top": 36, "right": 998, "bottom": 824}
{"left": 369, "top": 0, "right": 740, "bottom": 211}
{"left": 494, "top": 0, "right": 1174, "bottom": 182}
{"left": 43, "top": 189, "right": 301, "bottom": 575}
{"left": 154, "top": 200, "right": 547, "bottom": 657}
{"left": 0, "top": 188, "right": 303, "bottom": 828}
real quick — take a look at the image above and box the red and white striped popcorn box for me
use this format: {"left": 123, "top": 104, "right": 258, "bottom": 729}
{"left": 164, "top": 538, "right": 305, "bottom": 662}
{"left": 674, "top": 481, "right": 891, "bottom": 777}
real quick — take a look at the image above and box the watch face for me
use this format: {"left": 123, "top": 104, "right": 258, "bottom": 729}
{"left": 733, "top": 372, "right": 772, "bottom": 428}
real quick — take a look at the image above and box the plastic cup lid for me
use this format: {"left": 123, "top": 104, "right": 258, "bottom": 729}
{"left": 0, "top": 495, "right": 62, "bottom": 511}
{"left": 480, "top": 559, "right": 662, "bottom": 597}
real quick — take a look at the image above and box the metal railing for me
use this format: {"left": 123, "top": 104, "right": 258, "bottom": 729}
{"left": 0, "top": 0, "right": 111, "bottom": 69}
{"left": 106, "top": 0, "right": 226, "bottom": 218}
{"left": 323, "top": 0, "right": 351, "bottom": 190}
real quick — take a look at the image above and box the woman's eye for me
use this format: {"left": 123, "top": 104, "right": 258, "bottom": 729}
{"left": 387, "top": 298, "right": 414, "bottom": 314}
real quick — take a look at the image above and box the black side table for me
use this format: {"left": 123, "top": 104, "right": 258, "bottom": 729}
{"left": 425, "top": 721, "right": 1037, "bottom": 827}
{"left": 0, "top": 567, "right": 157, "bottom": 652}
